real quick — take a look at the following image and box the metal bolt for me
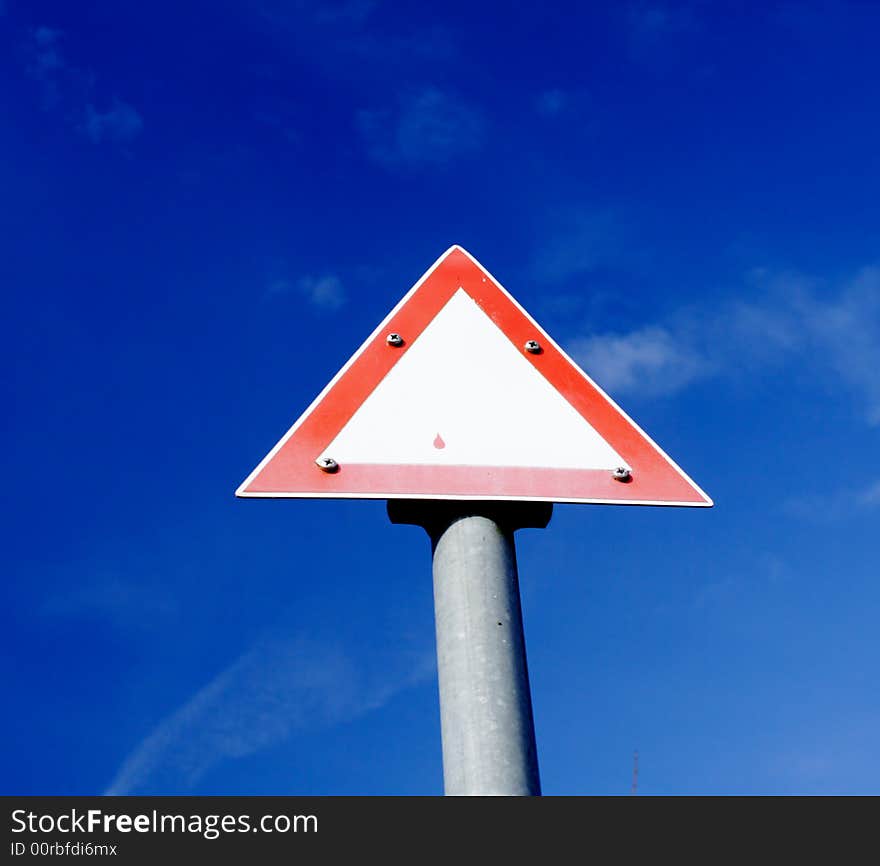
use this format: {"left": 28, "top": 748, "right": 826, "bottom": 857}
{"left": 524, "top": 339, "right": 541, "bottom": 354}
{"left": 386, "top": 333, "right": 404, "bottom": 347}
{"left": 316, "top": 457, "right": 339, "bottom": 473}
{"left": 612, "top": 467, "right": 632, "bottom": 481}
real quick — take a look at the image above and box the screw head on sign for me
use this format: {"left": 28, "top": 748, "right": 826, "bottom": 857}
{"left": 612, "top": 467, "right": 632, "bottom": 482}
{"left": 524, "top": 339, "right": 542, "bottom": 354}
{"left": 316, "top": 457, "right": 339, "bottom": 473}
{"left": 386, "top": 333, "right": 404, "bottom": 347}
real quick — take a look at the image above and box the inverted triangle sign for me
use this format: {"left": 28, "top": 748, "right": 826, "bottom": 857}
{"left": 237, "top": 246, "right": 712, "bottom": 506}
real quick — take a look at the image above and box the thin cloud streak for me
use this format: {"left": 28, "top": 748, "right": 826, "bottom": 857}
{"left": 105, "top": 635, "right": 434, "bottom": 794}
{"left": 41, "top": 576, "right": 179, "bottom": 632}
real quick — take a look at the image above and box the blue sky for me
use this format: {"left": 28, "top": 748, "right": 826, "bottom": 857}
{"left": 3, "top": 0, "right": 879, "bottom": 795}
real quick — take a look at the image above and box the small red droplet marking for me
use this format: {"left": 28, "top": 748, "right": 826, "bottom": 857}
{"left": 433, "top": 433, "right": 446, "bottom": 449}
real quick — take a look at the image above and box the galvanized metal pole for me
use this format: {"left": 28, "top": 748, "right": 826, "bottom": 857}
{"left": 388, "top": 500, "right": 551, "bottom": 796}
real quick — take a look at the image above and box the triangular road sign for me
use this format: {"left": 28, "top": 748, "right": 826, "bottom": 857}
{"left": 237, "top": 246, "right": 712, "bottom": 506}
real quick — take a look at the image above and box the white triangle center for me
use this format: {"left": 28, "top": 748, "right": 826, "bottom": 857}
{"left": 321, "top": 289, "right": 627, "bottom": 470}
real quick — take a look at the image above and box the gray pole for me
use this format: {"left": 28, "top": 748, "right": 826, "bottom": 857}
{"left": 388, "top": 500, "right": 551, "bottom": 796}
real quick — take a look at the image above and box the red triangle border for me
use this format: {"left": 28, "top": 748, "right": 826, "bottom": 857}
{"left": 237, "top": 247, "right": 712, "bottom": 506}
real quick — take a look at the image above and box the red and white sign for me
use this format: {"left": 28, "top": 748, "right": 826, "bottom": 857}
{"left": 237, "top": 246, "right": 712, "bottom": 506}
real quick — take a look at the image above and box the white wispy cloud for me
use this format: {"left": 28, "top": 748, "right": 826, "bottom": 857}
{"left": 357, "top": 87, "right": 486, "bottom": 168}
{"left": 83, "top": 99, "right": 144, "bottom": 144}
{"left": 105, "top": 634, "right": 434, "bottom": 794}
{"left": 568, "top": 325, "right": 713, "bottom": 397}
{"left": 23, "top": 25, "right": 143, "bottom": 144}
{"left": 297, "top": 274, "right": 346, "bottom": 310}
{"left": 785, "top": 266, "right": 880, "bottom": 425}
{"left": 561, "top": 265, "right": 880, "bottom": 426}
{"left": 724, "top": 266, "right": 880, "bottom": 424}
{"left": 267, "top": 273, "right": 346, "bottom": 311}
{"left": 31, "top": 26, "right": 65, "bottom": 71}
{"left": 26, "top": 26, "right": 66, "bottom": 107}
